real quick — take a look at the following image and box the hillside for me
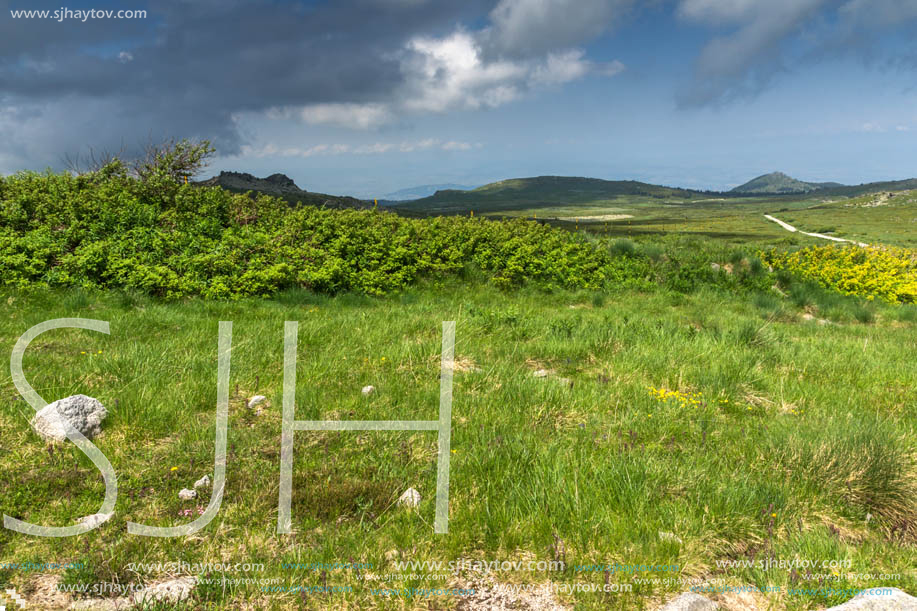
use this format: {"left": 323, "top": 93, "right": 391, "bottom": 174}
{"left": 197, "top": 170, "right": 371, "bottom": 210}
{"left": 383, "top": 183, "right": 476, "bottom": 201}
{"left": 393, "top": 175, "right": 707, "bottom": 215}
{"left": 731, "top": 171, "right": 843, "bottom": 194}
{"left": 813, "top": 177, "right": 917, "bottom": 198}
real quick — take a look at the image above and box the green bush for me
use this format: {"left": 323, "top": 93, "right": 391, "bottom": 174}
{"left": 0, "top": 164, "right": 647, "bottom": 299}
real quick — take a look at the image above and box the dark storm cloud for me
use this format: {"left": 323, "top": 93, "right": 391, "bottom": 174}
{"left": 0, "top": 0, "right": 493, "bottom": 166}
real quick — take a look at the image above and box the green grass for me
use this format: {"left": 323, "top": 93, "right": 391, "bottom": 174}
{"left": 1, "top": 280, "right": 915, "bottom": 609}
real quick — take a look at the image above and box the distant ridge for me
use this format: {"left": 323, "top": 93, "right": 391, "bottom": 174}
{"left": 197, "top": 171, "right": 371, "bottom": 210}
{"left": 393, "top": 175, "right": 705, "bottom": 215}
{"left": 383, "top": 183, "right": 476, "bottom": 201}
{"left": 731, "top": 172, "right": 843, "bottom": 194}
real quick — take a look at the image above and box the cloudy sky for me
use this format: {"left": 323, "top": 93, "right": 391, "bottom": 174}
{"left": 2, "top": 0, "right": 916, "bottom": 197}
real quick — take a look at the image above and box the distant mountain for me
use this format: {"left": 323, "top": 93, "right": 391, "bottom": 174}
{"left": 393, "top": 175, "right": 706, "bottom": 215}
{"left": 811, "top": 178, "right": 917, "bottom": 198}
{"left": 197, "top": 171, "right": 371, "bottom": 210}
{"left": 383, "top": 183, "right": 476, "bottom": 201}
{"left": 731, "top": 172, "right": 844, "bottom": 194}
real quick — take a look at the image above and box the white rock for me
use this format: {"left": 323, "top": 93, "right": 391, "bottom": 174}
{"left": 397, "top": 487, "right": 422, "bottom": 508}
{"left": 76, "top": 512, "right": 113, "bottom": 529}
{"left": 711, "top": 263, "right": 721, "bottom": 272}
{"left": 532, "top": 369, "right": 550, "bottom": 378}
{"left": 193, "top": 475, "right": 211, "bottom": 489}
{"left": 247, "top": 395, "right": 267, "bottom": 408}
{"left": 69, "top": 598, "right": 132, "bottom": 610}
{"left": 131, "top": 577, "right": 197, "bottom": 606}
{"left": 178, "top": 488, "right": 197, "bottom": 501}
{"left": 31, "top": 394, "right": 108, "bottom": 442}
{"left": 362, "top": 385, "right": 375, "bottom": 396}
{"left": 659, "top": 592, "right": 720, "bottom": 610}
{"left": 825, "top": 587, "right": 917, "bottom": 610}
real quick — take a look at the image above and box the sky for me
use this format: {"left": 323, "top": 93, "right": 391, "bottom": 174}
{"left": 1, "top": 0, "right": 916, "bottom": 198}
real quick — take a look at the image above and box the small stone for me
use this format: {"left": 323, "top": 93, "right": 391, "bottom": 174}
{"left": 824, "top": 587, "right": 917, "bottom": 610}
{"left": 178, "top": 488, "right": 197, "bottom": 501}
{"left": 532, "top": 369, "right": 550, "bottom": 378}
{"left": 76, "top": 512, "right": 113, "bottom": 529}
{"left": 659, "top": 592, "right": 720, "bottom": 610}
{"left": 131, "top": 577, "right": 197, "bottom": 606}
{"left": 193, "top": 475, "right": 211, "bottom": 490}
{"left": 31, "top": 394, "right": 108, "bottom": 442}
{"left": 362, "top": 385, "right": 375, "bottom": 396}
{"left": 397, "top": 487, "right": 421, "bottom": 508}
{"left": 247, "top": 395, "right": 267, "bottom": 409}
{"left": 711, "top": 263, "right": 721, "bottom": 272}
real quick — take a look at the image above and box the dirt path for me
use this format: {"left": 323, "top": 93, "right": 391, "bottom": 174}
{"left": 764, "top": 214, "right": 869, "bottom": 247}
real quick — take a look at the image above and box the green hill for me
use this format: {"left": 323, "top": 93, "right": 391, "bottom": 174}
{"left": 392, "top": 175, "right": 706, "bottom": 215}
{"left": 731, "top": 171, "right": 843, "bottom": 194}
{"left": 813, "top": 178, "right": 917, "bottom": 198}
{"left": 197, "top": 171, "right": 371, "bottom": 210}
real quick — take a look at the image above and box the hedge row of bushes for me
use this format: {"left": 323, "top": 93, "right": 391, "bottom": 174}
{"left": 1, "top": 162, "right": 653, "bottom": 299}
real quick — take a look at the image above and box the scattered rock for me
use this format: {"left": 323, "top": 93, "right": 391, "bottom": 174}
{"left": 711, "top": 263, "right": 721, "bottom": 272}
{"left": 131, "top": 577, "right": 197, "bottom": 606}
{"left": 452, "top": 568, "right": 569, "bottom": 610}
{"left": 247, "top": 395, "right": 267, "bottom": 409}
{"left": 178, "top": 489, "right": 197, "bottom": 501}
{"left": 31, "top": 394, "right": 108, "bottom": 442}
{"left": 362, "top": 385, "right": 375, "bottom": 396}
{"left": 801, "top": 313, "right": 831, "bottom": 325}
{"left": 70, "top": 599, "right": 131, "bottom": 610}
{"left": 825, "top": 587, "right": 917, "bottom": 610}
{"left": 397, "top": 487, "right": 422, "bottom": 508}
{"left": 532, "top": 369, "right": 550, "bottom": 378}
{"left": 76, "top": 512, "right": 113, "bottom": 530}
{"left": 193, "top": 475, "right": 211, "bottom": 490}
{"left": 659, "top": 592, "right": 720, "bottom": 610}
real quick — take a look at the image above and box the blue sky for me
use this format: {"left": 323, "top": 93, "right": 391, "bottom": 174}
{"left": 2, "top": 0, "right": 916, "bottom": 197}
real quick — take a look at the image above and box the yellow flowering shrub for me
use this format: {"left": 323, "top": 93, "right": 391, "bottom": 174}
{"left": 762, "top": 245, "right": 917, "bottom": 304}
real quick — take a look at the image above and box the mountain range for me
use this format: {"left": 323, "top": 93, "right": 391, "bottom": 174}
{"left": 196, "top": 171, "right": 917, "bottom": 215}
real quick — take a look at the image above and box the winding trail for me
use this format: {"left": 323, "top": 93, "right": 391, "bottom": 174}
{"left": 764, "top": 214, "right": 869, "bottom": 247}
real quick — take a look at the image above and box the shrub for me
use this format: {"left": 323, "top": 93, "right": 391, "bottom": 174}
{"left": 762, "top": 244, "right": 917, "bottom": 304}
{"left": 0, "top": 166, "right": 644, "bottom": 299}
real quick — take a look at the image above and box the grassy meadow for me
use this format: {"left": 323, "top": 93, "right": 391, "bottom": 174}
{"left": 0, "top": 157, "right": 916, "bottom": 609}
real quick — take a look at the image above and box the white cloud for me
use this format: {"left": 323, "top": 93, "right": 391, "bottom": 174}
{"left": 441, "top": 141, "right": 473, "bottom": 151}
{"left": 896, "top": 125, "right": 910, "bottom": 132}
{"left": 239, "top": 139, "right": 479, "bottom": 158}
{"left": 401, "top": 31, "right": 623, "bottom": 113}
{"left": 401, "top": 30, "right": 529, "bottom": 113}
{"left": 530, "top": 49, "right": 591, "bottom": 85}
{"left": 486, "top": 0, "right": 631, "bottom": 57}
{"left": 678, "top": 0, "right": 758, "bottom": 23}
{"left": 118, "top": 51, "right": 134, "bottom": 63}
{"left": 288, "top": 103, "right": 393, "bottom": 129}
{"left": 839, "top": 0, "right": 917, "bottom": 27}
{"left": 861, "top": 122, "right": 886, "bottom": 132}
